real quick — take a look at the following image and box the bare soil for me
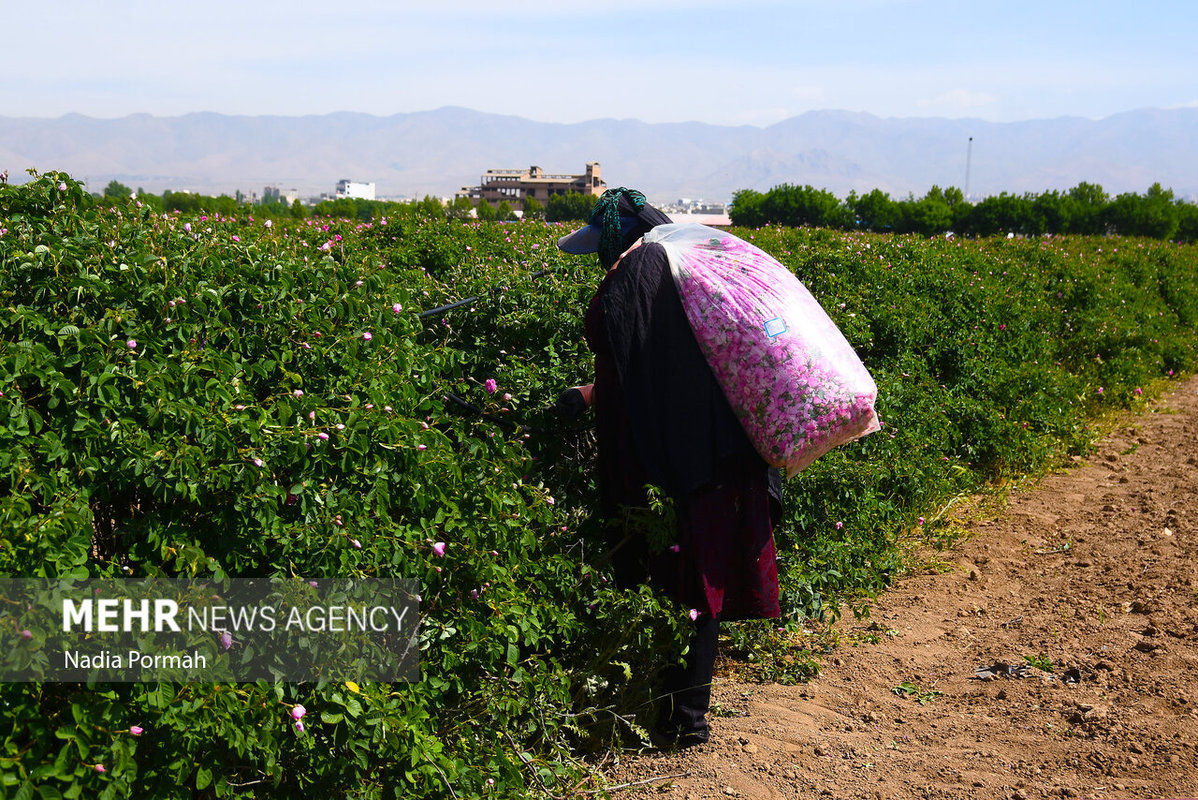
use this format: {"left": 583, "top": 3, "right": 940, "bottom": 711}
{"left": 606, "top": 375, "right": 1198, "bottom": 800}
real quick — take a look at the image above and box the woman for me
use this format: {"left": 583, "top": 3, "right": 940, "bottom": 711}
{"left": 554, "top": 188, "right": 782, "bottom": 748}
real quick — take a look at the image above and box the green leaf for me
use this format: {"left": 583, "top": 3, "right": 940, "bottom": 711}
{"left": 344, "top": 697, "right": 363, "bottom": 718}
{"left": 53, "top": 743, "right": 73, "bottom": 775}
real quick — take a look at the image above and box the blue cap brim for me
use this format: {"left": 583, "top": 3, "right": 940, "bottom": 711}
{"left": 556, "top": 223, "right": 602, "bottom": 254}
{"left": 556, "top": 215, "right": 643, "bottom": 255}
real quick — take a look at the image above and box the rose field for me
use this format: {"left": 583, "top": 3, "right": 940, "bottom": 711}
{"left": 1, "top": 171, "right": 1197, "bottom": 799}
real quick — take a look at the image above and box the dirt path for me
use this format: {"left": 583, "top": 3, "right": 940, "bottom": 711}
{"left": 608, "top": 375, "right": 1198, "bottom": 800}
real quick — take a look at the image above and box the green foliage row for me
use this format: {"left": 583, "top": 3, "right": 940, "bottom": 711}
{"left": 0, "top": 173, "right": 685, "bottom": 799}
{"left": 750, "top": 225, "right": 1197, "bottom": 617}
{"left": 2, "top": 170, "right": 1196, "bottom": 797}
{"left": 731, "top": 181, "right": 1198, "bottom": 241}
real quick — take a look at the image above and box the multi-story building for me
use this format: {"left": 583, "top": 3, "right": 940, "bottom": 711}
{"left": 263, "top": 186, "right": 301, "bottom": 205}
{"left": 335, "top": 180, "right": 376, "bottom": 201}
{"left": 457, "top": 162, "right": 605, "bottom": 210}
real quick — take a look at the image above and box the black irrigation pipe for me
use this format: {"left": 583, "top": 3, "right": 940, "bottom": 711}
{"left": 418, "top": 265, "right": 594, "bottom": 434}
{"left": 440, "top": 390, "right": 593, "bottom": 436}
{"left": 418, "top": 267, "right": 559, "bottom": 319}
{"left": 442, "top": 390, "right": 525, "bottom": 432}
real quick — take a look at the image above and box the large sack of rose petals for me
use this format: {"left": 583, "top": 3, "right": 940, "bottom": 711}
{"left": 643, "top": 223, "right": 881, "bottom": 475}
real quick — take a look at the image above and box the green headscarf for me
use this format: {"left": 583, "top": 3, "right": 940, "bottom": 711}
{"left": 589, "top": 187, "right": 647, "bottom": 268}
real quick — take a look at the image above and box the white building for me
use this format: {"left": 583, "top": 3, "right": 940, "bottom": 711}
{"left": 336, "top": 179, "right": 376, "bottom": 201}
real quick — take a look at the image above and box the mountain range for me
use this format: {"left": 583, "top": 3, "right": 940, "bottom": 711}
{"left": 2, "top": 106, "right": 1196, "bottom": 204}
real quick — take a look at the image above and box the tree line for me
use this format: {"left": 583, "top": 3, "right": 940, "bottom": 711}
{"left": 94, "top": 180, "right": 597, "bottom": 224}
{"left": 96, "top": 177, "right": 1197, "bottom": 241}
{"left": 730, "top": 182, "right": 1198, "bottom": 241}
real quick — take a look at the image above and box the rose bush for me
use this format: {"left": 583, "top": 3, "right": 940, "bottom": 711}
{"left": 0, "top": 172, "right": 688, "bottom": 799}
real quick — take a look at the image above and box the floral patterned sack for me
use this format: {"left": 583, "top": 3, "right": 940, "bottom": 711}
{"left": 643, "top": 223, "right": 881, "bottom": 475}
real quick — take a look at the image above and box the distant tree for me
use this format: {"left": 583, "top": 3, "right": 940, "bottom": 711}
{"left": 290, "top": 199, "right": 307, "bottom": 219}
{"left": 728, "top": 189, "right": 767, "bottom": 227}
{"left": 163, "top": 190, "right": 201, "bottom": 214}
{"left": 761, "top": 184, "right": 848, "bottom": 228}
{"left": 1176, "top": 200, "right": 1198, "bottom": 243}
{"left": 314, "top": 198, "right": 356, "bottom": 219}
{"left": 444, "top": 197, "right": 474, "bottom": 221}
{"left": 934, "top": 186, "right": 972, "bottom": 232}
{"left": 898, "top": 186, "right": 954, "bottom": 235}
{"left": 939, "top": 186, "right": 965, "bottom": 207}
{"left": 545, "top": 192, "right": 597, "bottom": 223}
{"left": 1104, "top": 183, "right": 1180, "bottom": 239}
{"left": 1030, "top": 190, "right": 1071, "bottom": 235}
{"left": 522, "top": 195, "right": 544, "bottom": 221}
{"left": 136, "top": 188, "right": 164, "bottom": 212}
{"left": 848, "top": 188, "right": 899, "bottom": 231}
{"left": 964, "top": 192, "right": 1032, "bottom": 237}
{"left": 256, "top": 195, "right": 291, "bottom": 220}
{"left": 1065, "top": 182, "right": 1109, "bottom": 235}
{"left": 475, "top": 201, "right": 496, "bottom": 221}
{"left": 495, "top": 201, "right": 517, "bottom": 222}
{"left": 103, "top": 180, "right": 132, "bottom": 200}
{"left": 413, "top": 195, "right": 445, "bottom": 219}
{"left": 211, "top": 194, "right": 238, "bottom": 216}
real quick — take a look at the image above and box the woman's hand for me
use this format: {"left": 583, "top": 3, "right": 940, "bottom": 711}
{"left": 550, "top": 384, "right": 594, "bottom": 419}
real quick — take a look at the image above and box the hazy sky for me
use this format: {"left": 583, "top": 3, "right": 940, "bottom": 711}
{"left": 5, "top": 0, "right": 1195, "bottom": 127}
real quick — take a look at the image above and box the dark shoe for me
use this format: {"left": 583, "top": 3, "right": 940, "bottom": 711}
{"left": 649, "top": 723, "right": 710, "bottom": 751}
